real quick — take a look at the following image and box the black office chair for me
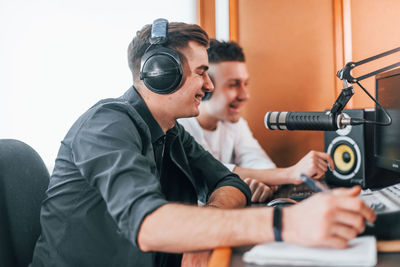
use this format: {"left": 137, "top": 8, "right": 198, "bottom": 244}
{"left": 0, "top": 139, "right": 49, "bottom": 267}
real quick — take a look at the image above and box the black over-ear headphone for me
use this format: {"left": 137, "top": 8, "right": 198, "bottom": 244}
{"left": 201, "top": 75, "right": 214, "bottom": 101}
{"left": 140, "top": 18, "right": 183, "bottom": 94}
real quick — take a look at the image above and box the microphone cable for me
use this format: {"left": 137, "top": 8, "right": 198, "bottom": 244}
{"left": 354, "top": 81, "right": 392, "bottom": 126}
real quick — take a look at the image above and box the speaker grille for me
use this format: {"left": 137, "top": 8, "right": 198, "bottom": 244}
{"left": 327, "top": 135, "right": 361, "bottom": 180}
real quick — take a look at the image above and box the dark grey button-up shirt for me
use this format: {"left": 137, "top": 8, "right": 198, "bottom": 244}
{"left": 32, "top": 87, "right": 251, "bottom": 267}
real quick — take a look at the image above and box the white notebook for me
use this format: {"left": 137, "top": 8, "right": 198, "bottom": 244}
{"left": 243, "top": 236, "right": 377, "bottom": 266}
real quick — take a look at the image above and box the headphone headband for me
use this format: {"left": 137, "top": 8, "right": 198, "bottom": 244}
{"left": 150, "top": 18, "right": 168, "bottom": 45}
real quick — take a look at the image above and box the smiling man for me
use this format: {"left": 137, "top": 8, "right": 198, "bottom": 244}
{"left": 31, "top": 21, "right": 375, "bottom": 267}
{"left": 179, "top": 40, "right": 335, "bottom": 201}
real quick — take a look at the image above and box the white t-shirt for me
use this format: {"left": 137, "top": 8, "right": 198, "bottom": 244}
{"left": 178, "top": 117, "right": 276, "bottom": 171}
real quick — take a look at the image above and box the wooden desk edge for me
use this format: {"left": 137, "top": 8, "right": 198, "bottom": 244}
{"left": 207, "top": 247, "right": 232, "bottom": 267}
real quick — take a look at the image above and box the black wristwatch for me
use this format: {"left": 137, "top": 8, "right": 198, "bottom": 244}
{"left": 273, "top": 206, "right": 283, "bottom": 242}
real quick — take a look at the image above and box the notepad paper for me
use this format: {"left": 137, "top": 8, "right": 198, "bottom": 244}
{"left": 243, "top": 236, "right": 377, "bottom": 266}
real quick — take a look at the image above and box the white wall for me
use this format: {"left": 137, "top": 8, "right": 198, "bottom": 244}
{"left": 215, "top": 0, "right": 229, "bottom": 41}
{"left": 0, "top": 0, "right": 196, "bottom": 170}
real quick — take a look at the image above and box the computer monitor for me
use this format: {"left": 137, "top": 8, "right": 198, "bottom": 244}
{"left": 374, "top": 68, "right": 400, "bottom": 173}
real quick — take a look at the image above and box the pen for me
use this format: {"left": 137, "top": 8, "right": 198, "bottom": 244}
{"left": 299, "top": 173, "right": 330, "bottom": 193}
{"left": 299, "top": 173, "right": 375, "bottom": 228}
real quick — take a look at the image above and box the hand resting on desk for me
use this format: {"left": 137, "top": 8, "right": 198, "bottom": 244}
{"left": 244, "top": 177, "right": 274, "bottom": 203}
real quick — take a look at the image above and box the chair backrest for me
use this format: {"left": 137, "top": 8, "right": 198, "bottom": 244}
{"left": 0, "top": 139, "right": 49, "bottom": 267}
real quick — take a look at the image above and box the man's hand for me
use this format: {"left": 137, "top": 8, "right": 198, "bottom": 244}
{"left": 244, "top": 178, "right": 273, "bottom": 203}
{"left": 288, "top": 150, "right": 335, "bottom": 184}
{"left": 181, "top": 250, "right": 211, "bottom": 267}
{"left": 282, "top": 186, "right": 376, "bottom": 248}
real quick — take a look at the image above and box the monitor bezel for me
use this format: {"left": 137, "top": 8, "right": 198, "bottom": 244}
{"left": 374, "top": 67, "right": 400, "bottom": 173}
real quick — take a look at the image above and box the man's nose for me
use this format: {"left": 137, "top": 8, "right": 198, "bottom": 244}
{"left": 203, "top": 72, "right": 214, "bottom": 92}
{"left": 238, "top": 84, "right": 250, "bottom": 101}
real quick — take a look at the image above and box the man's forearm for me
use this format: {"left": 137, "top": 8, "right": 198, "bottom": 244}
{"left": 233, "top": 166, "right": 294, "bottom": 185}
{"left": 233, "top": 151, "right": 335, "bottom": 185}
{"left": 207, "top": 186, "right": 247, "bottom": 209}
{"left": 138, "top": 187, "right": 377, "bottom": 254}
{"left": 138, "top": 203, "right": 273, "bottom": 253}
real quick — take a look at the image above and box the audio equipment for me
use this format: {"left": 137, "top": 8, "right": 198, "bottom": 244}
{"left": 324, "top": 109, "right": 396, "bottom": 188}
{"left": 264, "top": 111, "right": 364, "bottom": 131}
{"left": 325, "top": 109, "right": 372, "bottom": 187}
{"left": 361, "top": 183, "right": 400, "bottom": 240}
{"left": 201, "top": 76, "right": 214, "bottom": 101}
{"left": 201, "top": 91, "right": 212, "bottom": 101}
{"left": 140, "top": 18, "right": 183, "bottom": 94}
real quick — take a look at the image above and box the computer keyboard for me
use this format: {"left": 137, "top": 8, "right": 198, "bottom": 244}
{"left": 361, "top": 183, "right": 400, "bottom": 213}
{"left": 272, "top": 182, "right": 316, "bottom": 202}
{"left": 361, "top": 183, "right": 400, "bottom": 240}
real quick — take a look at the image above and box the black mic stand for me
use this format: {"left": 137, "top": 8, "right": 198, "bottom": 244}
{"left": 331, "top": 46, "right": 400, "bottom": 127}
{"left": 329, "top": 85, "right": 354, "bottom": 128}
{"left": 330, "top": 85, "right": 354, "bottom": 115}
{"left": 337, "top": 47, "right": 400, "bottom": 83}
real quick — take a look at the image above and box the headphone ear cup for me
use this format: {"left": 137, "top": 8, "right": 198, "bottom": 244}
{"left": 202, "top": 91, "right": 213, "bottom": 101}
{"left": 140, "top": 47, "right": 183, "bottom": 94}
{"left": 201, "top": 75, "right": 214, "bottom": 101}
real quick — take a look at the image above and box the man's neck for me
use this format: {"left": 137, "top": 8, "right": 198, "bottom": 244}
{"left": 196, "top": 112, "right": 219, "bottom": 131}
{"left": 151, "top": 108, "right": 175, "bottom": 133}
{"left": 137, "top": 88, "right": 175, "bottom": 133}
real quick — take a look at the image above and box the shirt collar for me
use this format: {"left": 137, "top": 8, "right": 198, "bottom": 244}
{"left": 122, "top": 86, "right": 165, "bottom": 143}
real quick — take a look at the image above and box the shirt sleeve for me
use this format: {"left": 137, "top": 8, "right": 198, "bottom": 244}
{"left": 233, "top": 118, "right": 276, "bottom": 169}
{"left": 223, "top": 163, "right": 236, "bottom": 172}
{"left": 70, "top": 104, "right": 168, "bottom": 248}
{"left": 176, "top": 123, "right": 252, "bottom": 206}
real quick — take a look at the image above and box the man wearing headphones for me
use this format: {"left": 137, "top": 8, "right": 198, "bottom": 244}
{"left": 179, "top": 40, "right": 335, "bottom": 202}
{"left": 32, "top": 20, "right": 375, "bottom": 267}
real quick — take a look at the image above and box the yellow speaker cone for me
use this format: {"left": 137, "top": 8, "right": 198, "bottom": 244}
{"left": 333, "top": 144, "right": 355, "bottom": 173}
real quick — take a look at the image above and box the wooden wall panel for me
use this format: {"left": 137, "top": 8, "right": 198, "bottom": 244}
{"left": 197, "top": 0, "right": 400, "bottom": 167}
{"left": 229, "top": 0, "right": 239, "bottom": 42}
{"left": 333, "top": 0, "right": 346, "bottom": 99}
{"left": 237, "top": 0, "right": 337, "bottom": 167}
{"left": 350, "top": 0, "right": 400, "bottom": 109}
{"left": 197, "top": 0, "right": 216, "bottom": 38}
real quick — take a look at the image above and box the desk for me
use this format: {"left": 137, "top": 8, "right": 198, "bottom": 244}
{"left": 229, "top": 246, "right": 400, "bottom": 266}
{"left": 220, "top": 184, "right": 400, "bottom": 266}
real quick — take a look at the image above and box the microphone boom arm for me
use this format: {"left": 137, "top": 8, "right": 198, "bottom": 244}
{"left": 332, "top": 47, "right": 400, "bottom": 126}
{"left": 265, "top": 47, "right": 399, "bottom": 132}
{"left": 337, "top": 47, "right": 400, "bottom": 84}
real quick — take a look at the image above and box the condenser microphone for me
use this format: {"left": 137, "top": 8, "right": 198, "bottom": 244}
{"left": 264, "top": 111, "right": 357, "bottom": 131}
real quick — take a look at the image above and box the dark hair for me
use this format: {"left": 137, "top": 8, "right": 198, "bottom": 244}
{"left": 127, "top": 22, "right": 209, "bottom": 82}
{"left": 207, "top": 39, "right": 245, "bottom": 63}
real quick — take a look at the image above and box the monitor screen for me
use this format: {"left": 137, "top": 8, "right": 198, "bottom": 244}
{"left": 375, "top": 68, "right": 400, "bottom": 173}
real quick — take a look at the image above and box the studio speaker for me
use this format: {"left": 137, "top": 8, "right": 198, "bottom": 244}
{"left": 325, "top": 109, "right": 377, "bottom": 188}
